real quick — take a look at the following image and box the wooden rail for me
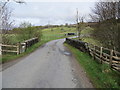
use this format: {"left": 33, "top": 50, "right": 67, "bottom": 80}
{"left": 0, "top": 37, "right": 39, "bottom": 55}
{"left": 0, "top": 44, "right": 18, "bottom": 47}
{"left": 0, "top": 44, "right": 19, "bottom": 55}
{"left": 66, "top": 38, "right": 120, "bottom": 72}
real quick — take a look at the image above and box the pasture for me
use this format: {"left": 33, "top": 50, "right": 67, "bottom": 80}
{"left": 42, "top": 26, "right": 76, "bottom": 40}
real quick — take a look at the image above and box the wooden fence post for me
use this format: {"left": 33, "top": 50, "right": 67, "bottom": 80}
{"left": 100, "top": 47, "right": 103, "bottom": 64}
{"left": 24, "top": 43, "right": 27, "bottom": 52}
{"left": 87, "top": 44, "right": 91, "bottom": 56}
{"left": 86, "top": 43, "right": 89, "bottom": 53}
{"left": 110, "top": 50, "right": 113, "bottom": 68}
{"left": 0, "top": 45, "right": 2, "bottom": 55}
{"left": 17, "top": 43, "right": 20, "bottom": 55}
{"left": 93, "top": 45, "right": 96, "bottom": 60}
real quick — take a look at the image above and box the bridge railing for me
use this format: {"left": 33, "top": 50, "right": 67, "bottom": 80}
{"left": 66, "top": 38, "right": 120, "bottom": 72}
{"left": 0, "top": 37, "right": 39, "bottom": 55}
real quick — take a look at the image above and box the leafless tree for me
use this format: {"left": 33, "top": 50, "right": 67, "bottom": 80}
{"left": 90, "top": 0, "right": 120, "bottom": 51}
{"left": 0, "top": 0, "right": 25, "bottom": 31}
{"left": 90, "top": 0, "right": 119, "bottom": 22}
{"left": 0, "top": 0, "right": 25, "bottom": 44}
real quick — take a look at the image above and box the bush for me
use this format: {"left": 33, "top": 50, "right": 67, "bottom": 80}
{"left": 92, "top": 20, "right": 120, "bottom": 51}
{"left": 2, "top": 26, "right": 42, "bottom": 45}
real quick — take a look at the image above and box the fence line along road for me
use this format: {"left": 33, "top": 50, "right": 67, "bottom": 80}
{"left": 65, "top": 38, "right": 120, "bottom": 72}
{"left": 0, "top": 37, "right": 38, "bottom": 55}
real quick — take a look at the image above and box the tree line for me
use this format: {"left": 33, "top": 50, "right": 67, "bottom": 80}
{"left": 90, "top": 1, "right": 120, "bottom": 52}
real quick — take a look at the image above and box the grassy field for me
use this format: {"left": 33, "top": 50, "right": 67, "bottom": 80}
{"left": 77, "top": 26, "right": 103, "bottom": 47}
{"left": 2, "top": 26, "right": 76, "bottom": 63}
{"left": 64, "top": 43, "right": 120, "bottom": 88}
{"left": 42, "top": 26, "right": 76, "bottom": 40}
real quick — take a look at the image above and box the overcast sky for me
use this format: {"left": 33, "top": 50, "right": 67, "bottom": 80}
{"left": 9, "top": 0, "right": 97, "bottom": 26}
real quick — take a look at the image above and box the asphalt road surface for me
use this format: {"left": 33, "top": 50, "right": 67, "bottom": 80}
{"left": 2, "top": 38, "right": 93, "bottom": 88}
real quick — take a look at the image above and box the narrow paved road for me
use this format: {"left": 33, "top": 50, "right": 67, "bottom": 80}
{"left": 2, "top": 38, "right": 93, "bottom": 88}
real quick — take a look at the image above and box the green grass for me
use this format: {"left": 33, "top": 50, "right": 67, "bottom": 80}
{"left": 2, "top": 36, "right": 64, "bottom": 63}
{"left": 2, "top": 39, "right": 49, "bottom": 63}
{"left": 64, "top": 43, "right": 120, "bottom": 88}
{"left": 74, "top": 26, "right": 103, "bottom": 46}
{"left": 81, "top": 27, "right": 94, "bottom": 34}
{"left": 42, "top": 26, "right": 76, "bottom": 40}
{"left": 82, "top": 37, "right": 102, "bottom": 46}
{"left": 2, "top": 26, "right": 76, "bottom": 63}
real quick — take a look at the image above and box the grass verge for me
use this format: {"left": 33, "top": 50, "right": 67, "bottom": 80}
{"left": 2, "top": 39, "right": 50, "bottom": 63}
{"left": 64, "top": 43, "right": 120, "bottom": 88}
{"left": 2, "top": 26, "right": 76, "bottom": 63}
{"left": 2, "top": 34, "right": 74, "bottom": 63}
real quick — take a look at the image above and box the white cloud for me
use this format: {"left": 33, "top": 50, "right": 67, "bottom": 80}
{"left": 10, "top": 2, "right": 95, "bottom": 26}
{"left": 13, "top": 18, "right": 41, "bottom": 26}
